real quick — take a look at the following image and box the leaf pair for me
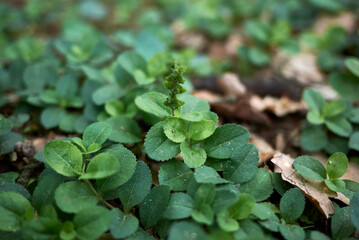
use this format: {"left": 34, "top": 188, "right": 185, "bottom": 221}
{"left": 293, "top": 152, "right": 348, "bottom": 192}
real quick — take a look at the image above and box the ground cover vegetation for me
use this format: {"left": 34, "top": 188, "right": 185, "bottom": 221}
{"left": 1, "top": 0, "right": 359, "bottom": 239}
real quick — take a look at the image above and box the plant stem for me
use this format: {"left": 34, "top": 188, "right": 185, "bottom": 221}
{"left": 83, "top": 179, "right": 114, "bottom": 209}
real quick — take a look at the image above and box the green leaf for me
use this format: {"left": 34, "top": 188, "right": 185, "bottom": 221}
{"left": 345, "top": 57, "right": 359, "bottom": 78}
{"left": 158, "top": 160, "right": 193, "bottom": 191}
{"left": 44, "top": 141, "right": 83, "bottom": 177}
{"left": 223, "top": 143, "right": 258, "bottom": 184}
{"left": 248, "top": 47, "right": 270, "bottom": 66}
{"left": 117, "top": 51, "right": 147, "bottom": 76}
{"left": 252, "top": 203, "right": 276, "bottom": 220}
{"left": 280, "top": 188, "right": 305, "bottom": 223}
{"left": 0, "top": 192, "right": 33, "bottom": 231}
{"left": 188, "top": 120, "right": 216, "bottom": 141}
{"left": 331, "top": 207, "right": 355, "bottom": 240}
{"left": 229, "top": 193, "right": 255, "bottom": 220}
{"left": 309, "top": 231, "right": 330, "bottom": 240}
{"left": 0, "top": 116, "right": 12, "bottom": 135}
{"left": 307, "top": 110, "right": 325, "bottom": 125}
{"left": 105, "top": 100, "right": 125, "bottom": 116}
{"left": 140, "top": 185, "right": 171, "bottom": 227}
{"left": 133, "top": 69, "right": 155, "bottom": 85}
{"left": 203, "top": 124, "right": 250, "bottom": 159}
{"left": 106, "top": 116, "right": 142, "bottom": 143}
{"left": 135, "top": 31, "right": 165, "bottom": 61}
{"left": 55, "top": 181, "right": 98, "bottom": 213}
{"left": 349, "top": 132, "right": 359, "bottom": 151}
{"left": 302, "top": 89, "right": 325, "bottom": 112}
{"left": 0, "top": 132, "right": 23, "bottom": 154}
{"left": 168, "top": 221, "right": 207, "bottom": 240}
{"left": 293, "top": 156, "right": 327, "bottom": 181}
{"left": 212, "top": 189, "right": 238, "bottom": 214}
{"left": 324, "top": 179, "right": 346, "bottom": 192}
{"left": 178, "top": 94, "right": 210, "bottom": 114}
{"left": 301, "top": 126, "right": 327, "bottom": 152}
{"left": 350, "top": 192, "right": 359, "bottom": 230}
{"left": 40, "top": 107, "right": 66, "bottom": 129}
{"left": 279, "top": 224, "right": 305, "bottom": 240}
{"left": 110, "top": 208, "right": 139, "bottom": 239}
{"left": 135, "top": 92, "right": 171, "bottom": 118}
{"left": 74, "top": 206, "right": 112, "bottom": 240}
{"left": 59, "top": 113, "right": 82, "bottom": 132}
{"left": 240, "top": 168, "right": 273, "bottom": 202}
{"left": 118, "top": 161, "right": 152, "bottom": 213}
{"left": 191, "top": 204, "right": 214, "bottom": 225}
{"left": 23, "top": 217, "right": 62, "bottom": 240}
{"left": 322, "top": 100, "right": 346, "bottom": 117}
{"left": 329, "top": 73, "right": 359, "bottom": 101}
{"left": 32, "top": 169, "right": 65, "bottom": 211}
{"left": 349, "top": 108, "right": 359, "bottom": 123}
{"left": 179, "top": 112, "right": 203, "bottom": 122}
{"left": 80, "top": 153, "right": 120, "bottom": 179}
{"left": 163, "top": 117, "right": 186, "bottom": 143}
{"left": 194, "top": 184, "right": 216, "bottom": 208}
{"left": 56, "top": 74, "right": 78, "bottom": 99}
{"left": 217, "top": 209, "right": 239, "bottom": 232}
{"left": 23, "top": 64, "right": 49, "bottom": 92}
{"left": 145, "top": 121, "right": 180, "bottom": 161}
{"left": 325, "top": 117, "right": 352, "bottom": 137}
{"left": 194, "top": 166, "right": 229, "bottom": 184}
{"left": 60, "top": 221, "right": 76, "bottom": 240}
{"left": 0, "top": 183, "right": 31, "bottom": 200}
{"left": 82, "top": 122, "right": 112, "bottom": 149}
{"left": 181, "top": 142, "right": 207, "bottom": 168}
{"left": 326, "top": 152, "right": 348, "bottom": 179}
{"left": 97, "top": 145, "right": 137, "bottom": 194}
{"left": 92, "top": 83, "right": 125, "bottom": 105}
{"left": 164, "top": 193, "right": 194, "bottom": 220}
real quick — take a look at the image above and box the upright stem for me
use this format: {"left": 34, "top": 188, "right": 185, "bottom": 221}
{"left": 83, "top": 179, "right": 114, "bottom": 209}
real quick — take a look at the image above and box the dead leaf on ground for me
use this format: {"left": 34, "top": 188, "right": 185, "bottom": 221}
{"left": 192, "top": 90, "right": 222, "bottom": 104}
{"left": 249, "top": 133, "right": 275, "bottom": 164}
{"left": 273, "top": 52, "right": 325, "bottom": 85}
{"left": 217, "top": 73, "right": 247, "bottom": 97}
{"left": 313, "top": 12, "right": 356, "bottom": 35}
{"left": 32, "top": 132, "right": 66, "bottom": 153}
{"left": 271, "top": 152, "right": 350, "bottom": 218}
{"left": 249, "top": 95, "right": 307, "bottom": 117}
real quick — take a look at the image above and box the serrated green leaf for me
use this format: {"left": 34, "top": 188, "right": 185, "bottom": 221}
{"left": 163, "top": 117, "right": 186, "bottom": 143}
{"left": 280, "top": 188, "right": 305, "bottom": 223}
{"left": 168, "top": 221, "right": 207, "bottom": 240}
{"left": 326, "top": 152, "right": 348, "bottom": 179}
{"left": 194, "top": 166, "right": 229, "bottom": 184}
{"left": 331, "top": 207, "right": 355, "bottom": 240}
{"left": 303, "top": 89, "right": 325, "bottom": 112}
{"left": 203, "top": 124, "right": 250, "bottom": 159}
{"left": 40, "top": 107, "right": 66, "bottom": 129}
{"left": 158, "top": 160, "right": 193, "bottom": 191}
{"left": 80, "top": 153, "right": 120, "bottom": 179}
{"left": 240, "top": 168, "right": 273, "bottom": 202}
{"left": 135, "top": 92, "right": 171, "bottom": 118}
{"left": 140, "top": 185, "right": 171, "bottom": 227}
{"left": 82, "top": 122, "right": 112, "bottom": 148}
{"left": 293, "top": 156, "right": 326, "bottom": 181}
{"left": 279, "top": 224, "right": 305, "bottom": 240}
{"left": 106, "top": 116, "right": 142, "bottom": 143}
{"left": 223, "top": 143, "right": 258, "bottom": 184}
{"left": 325, "top": 117, "right": 352, "bottom": 137}
{"left": 188, "top": 120, "right": 216, "bottom": 141}
{"left": 324, "top": 179, "right": 346, "bottom": 192}
{"left": 32, "top": 169, "right": 65, "bottom": 211}
{"left": 118, "top": 161, "right": 152, "bottom": 213}
{"left": 97, "top": 145, "right": 137, "bottom": 194}
{"left": 164, "top": 193, "right": 194, "bottom": 220}
{"left": 74, "top": 206, "right": 112, "bottom": 240}
{"left": 181, "top": 142, "right": 206, "bottom": 168}
{"left": 44, "top": 141, "right": 83, "bottom": 177}
{"left": 55, "top": 181, "right": 98, "bottom": 213}
{"left": 229, "top": 193, "right": 255, "bottom": 220}
{"left": 145, "top": 121, "right": 180, "bottom": 161}
{"left": 110, "top": 208, "right": 139, "bottom": 239}
{"left": 217, "top": 209, "right": 239, "bottom": 232}
{"left": 0, "top": 192, "right": 33, "bottom": 231}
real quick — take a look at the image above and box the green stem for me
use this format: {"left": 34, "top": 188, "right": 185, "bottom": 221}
{"left": 83, "top": 179, "right": 114, "bottom": 209}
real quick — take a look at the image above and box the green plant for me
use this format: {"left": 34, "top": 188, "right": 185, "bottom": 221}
{"left": 293, "top": 152, "right": 349, "bottom": 192}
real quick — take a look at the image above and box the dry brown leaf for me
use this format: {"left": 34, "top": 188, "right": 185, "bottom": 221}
{"left": 217, "top": 73, "right": 247, "bottom": 97}
{"left": 32, "top": 132, "right": 66, "bottom": 153}
{"left": 249, "top": 95, "right": 307, "bottom": 117}
{"left": 313, "top": 12, "right": 356, "bottom": 35}
{"left": 192, "top": 90, "right": 222, "bottom": 104}
{"left": 273, "top": 52, "right": 325, "bottom": 85}
{"left": 225, "top": 32, "right": 244, "bottom": 57}
{"left": 249, "top": 133, "right": 275, "bottom": 164}
{"left": 271, "top": 152, "right": 350, "bottom": 218}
